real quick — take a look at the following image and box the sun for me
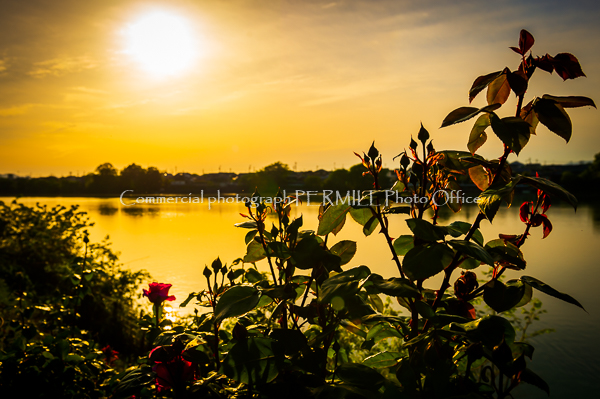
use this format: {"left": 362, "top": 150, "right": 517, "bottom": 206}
{"left": 124, "top": 11, "right": 199, "bottom": 78}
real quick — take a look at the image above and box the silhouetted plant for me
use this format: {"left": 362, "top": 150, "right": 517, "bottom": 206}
{"left": 114, "top": 30, "right": 594, "bottom": 399}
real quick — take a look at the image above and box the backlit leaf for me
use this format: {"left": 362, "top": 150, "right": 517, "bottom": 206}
{"left": 317, "top": 202, "right": 351, "bottom": 236}
{"left": 448, "top": 239, "right": 495, "bottom": 265}
{"left": 541, "top": 95, "right": 596, "bottom": 109}
{"left": 221, "top": 337, "right": 283, "bottom": 384}
{"left": 441, "top": 103, "right": 501, "bottom": 127}
{"left": 403, "top": 243, "right": 454, "bottom": 281}
{"left": 330, "top": 240, "right": 357, "bottom": 266}
{"left": 467, "top": 114, "right": 490, "bottom": 154}
{"left": 363, "top": 351, "right": 401, "bottom": 369}
{"left": 534, "top": 98, "right": 572, "bottom": 142}
{"left": 469, "top": 70, "right": 503, "bottom": 102}
{"left": 519, "top": 175, "right": 577, "bottom": 210}
{"left": 521, "top": 276, "right": 585, "bottom": 310}
{"left": 215, "top": 285, "right": 261, "bottom": 323}
{"left": 483, "top": 279, "right": 532, "bottom": 312}
{"left": 487, "top": 72, "right": 511, "bottom": 105}
{"left": 490, "top": 114, "right": 531, "bottom": 155}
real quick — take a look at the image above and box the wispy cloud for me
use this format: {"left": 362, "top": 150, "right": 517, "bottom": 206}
{"left": 70, "top": 86, "right": 108, "bottom": 95}
{"left": 0, "top": 59, "right": 7, "bottom": 73}
{"left": 0, "top": 103, "right": 36, "bottom": 116}
{"left": 0, "top": 103, "right": 72, "bottom": 117}
{"left": 29, "top": 56, "right": 97, "bottom": 78}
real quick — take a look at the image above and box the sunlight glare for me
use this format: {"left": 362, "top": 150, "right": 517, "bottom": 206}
{"left": 124, "top": 12, "right": 199, "bottom": 78}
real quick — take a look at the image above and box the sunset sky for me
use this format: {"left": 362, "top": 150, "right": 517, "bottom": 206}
{"left": 1, "top": 0, "right": 599, "bottom": 177}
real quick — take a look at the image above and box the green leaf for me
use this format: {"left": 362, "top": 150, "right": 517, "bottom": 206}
{"left": 485, "top": 239, "right": 526, "bottom": 269}
{"left": 292, "top": 234, "right": 326, "bottom": 270}
{"left": 507, "top": 71, "right": 528, "bottom": 96}
{"left": 319, "top": 265, "right": 371, "bottom": 303}
{"left": 336, "top": 363, "right": 386, "bottom": 389}
{"left": 438, "top": 151, "right": 486, "bottom": 173}
{"left": 414, "top": 300, "right": 435, "bottom": 319}
{"left": 349, "top": 206, "right": 375, "bottom": 226}
{"left": 366, "top": 322, "right": 403, "bottom": 342}
{"left": 391, "top": 180, "right": 405, "bottom": 193}
{"left": 520, "top": 368, "right": 550, "bottom": 396}
{"left": 541, "top": 94, "right": 596, "bottom": 109}
{"left": 214, "top": 286, "right": 261, "bottom": 323}
{"left": 269, "top": 329, "right": 308, "bottom": 356}
{"left": 244, "top": 230, "right": 258, "bottom": 245}
{"left": 179, "top": 292, "right": 199, "bottom": 308}
{"left": 449, "top": 315, "right": 516, "bottom": 347}
{"left": 468, "top": 114, "right": 490, "bottom": 154}
{"left": 261, "top": 284, "right": 298, "bottom": 300}
{"left": 469, "top": 70, "right": 503, "bottom": 102}
{"left": 483, "top": 279, "right": 532, "bottom": 313}
{"left": 363, "top": 351, "right": 402, "bottom": 369}
{"left": 318, "top": 203, "right": 351, "bottom": 236}
{"left": 221, "top": 337, "right": 283, "bottom": 384}
{"left": 403, "top": 243, "right": 454, "bottom": 281}
{"left": 448, "top": 221, "right": 484, "bottom": 246}
{"left": 534, "top": 98, "right": 572, "bottom": 142}
{"left": 340, "top": 319, "right": 367, "bottom": 338}
{"left": 393, "top": 235, "right": 414, "bottom": 256}
{"left": 490, "top": 114, "right": 531, "bottom": 155}
{"left": 441, "top": 103, "right": 501, "bottom": 128}
{"left": 330, "top": 240, "right": 357, "bottom": 266}
{"left": 519, "top": 175, "right": 577, "bottom": 210}
{"left": 448, "top": 240, "right": 494, "bottom": 266}
{"left": 65, "top": 354, "right": 83, "bottom": 362}
{"left": 478, "top": 177, "right": 521, "bottom": 222}
{"left": 459, "top": 257, "right": 483, "bottom": 270}
{"left": 266, "top": 241, "right": 291, "bottom": 260}
{"left": 386, "top": 206, "right": 410, "bottom": 214}
{"left": 370, "top": 276, "right": 420, "bottom": 298}
{"left": 362, "top": 215, "right": 379, "bottom": 236}
{"left": 487, "top": 72, "right": 510, "bottom": 105}
{"left": 235, "top": 221, "right": 258, "bottom": 229}
{"left": 245, "top": 268, "right": 264, "bottom": 283}
{"left": 244, "top": 239, "right": 266, "bottom": 263}
{"left": 406, "top": 218, "right": 446, "bottom": 242}
{"left": 469, "top": 165, "right": 491, "bottom": 191}
{"left": 521, "top": 276, "right": 585, "bottom": 311}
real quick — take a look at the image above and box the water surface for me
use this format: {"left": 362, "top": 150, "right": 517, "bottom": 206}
{"left": 4, "top": 196, "right": 599, "bottom": 397}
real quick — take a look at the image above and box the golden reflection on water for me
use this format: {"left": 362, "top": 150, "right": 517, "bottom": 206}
{"left": 4, "top": 197, "right": 599, "bottom": 317}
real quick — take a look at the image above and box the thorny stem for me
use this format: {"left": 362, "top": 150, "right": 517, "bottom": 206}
{"left": 465, "top": 184, "right": 543, "bottom": 301}
{"left": 255, "top": 218, "right": 279, "bottom": 286}
{"left": 371, "top": 165, "right": 406, "bottom": 279}
{"left": 433, "top": 90, "right": 525, "bottom": 304}
{"left": 425, "top": 91, "right": 527, "bottom": 329}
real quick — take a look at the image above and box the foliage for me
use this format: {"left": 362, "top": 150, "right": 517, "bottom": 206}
{"left": 0, "top": 200, "right": 150, "bottom": 397}
{"left": 113, "top": 30, "right": 593, "bottom": 399}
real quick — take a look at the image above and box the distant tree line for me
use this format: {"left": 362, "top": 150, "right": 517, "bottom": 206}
{"left": 0, "top": 161, "right": 393, "bottom": 197}
{"left": 0, "top": 163, "right": 163, "bottom": 196}
{"left": 0, "top": 156, "right": 596, "bottom": 198}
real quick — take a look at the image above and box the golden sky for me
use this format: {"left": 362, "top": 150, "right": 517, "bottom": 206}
{"left": 1, "top": 0, "right": 599, "bottom": 176}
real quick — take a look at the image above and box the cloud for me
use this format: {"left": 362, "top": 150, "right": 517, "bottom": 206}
{"left": 0, "top": 103, "right": 36, "bottom": 116}
{"left": 0, "top": 103, "right": 73, "bottom": 117}
{"left": 70, "top": 86, "right": 108, "bottom": 95}
{"left": 29, "top": 56, "right": 97, "bottom": 78}
{"left": 0, "top": 59, "right": 7, "bottom": 73}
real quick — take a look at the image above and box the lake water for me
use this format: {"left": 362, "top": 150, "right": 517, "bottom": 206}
{"left": 3, "top": 196, "right": 599, "bottom": 397}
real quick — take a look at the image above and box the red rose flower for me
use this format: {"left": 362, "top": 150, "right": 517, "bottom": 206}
{"left": 143, "top": 282, "right": 176, "bottom": 304}
{"left": 149, "top": 343, "right": 197, "bottom": 392}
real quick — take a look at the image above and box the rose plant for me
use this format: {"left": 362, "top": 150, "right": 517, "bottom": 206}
{"left": 114, "top": 30, "right": 594, "bottom": 399}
